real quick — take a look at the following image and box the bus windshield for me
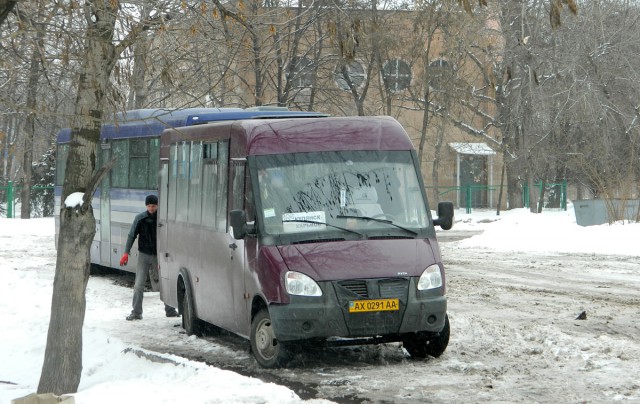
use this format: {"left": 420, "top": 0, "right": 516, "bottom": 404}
{"left": 253, "top": 150, "right": 433, "bottom": 241}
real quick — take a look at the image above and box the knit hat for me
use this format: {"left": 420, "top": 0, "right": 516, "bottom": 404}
{"left": 145, "top": 195, "right": 158, "bottom": 205}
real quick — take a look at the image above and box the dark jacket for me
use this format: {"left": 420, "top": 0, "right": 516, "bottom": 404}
{"left": 124, "top": 210, "right": 157, "bottom": 255}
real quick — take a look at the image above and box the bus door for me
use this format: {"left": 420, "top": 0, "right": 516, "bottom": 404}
{"left": 228, "top": 158, "right": 249, "bottom": 332}
{"left": 99, "top": 144, "right": 111, "bottom": 267}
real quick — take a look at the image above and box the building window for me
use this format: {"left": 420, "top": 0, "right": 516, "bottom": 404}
{"left": 286, "top": 56, "right": 314, "bottom": 89}
{"left": 334, "top": 60, "right": 366, "bottom": 91}
{"left": 382, "top": 58, "right": 412, "bottom": 92}
{"left": 429, "top": 59, "right": 454, "bottom": 91}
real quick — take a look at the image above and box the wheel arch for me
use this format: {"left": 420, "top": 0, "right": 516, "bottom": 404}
{"left": 177, "top": 267, "right": 195, "bottom": 317}
{"left": 251, "top": 294, "right": 268, "bottom": 323}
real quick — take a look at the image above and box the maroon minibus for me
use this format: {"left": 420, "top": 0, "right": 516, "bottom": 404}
{"left": 158, "top": 116, "right": 454, "bottom": 367}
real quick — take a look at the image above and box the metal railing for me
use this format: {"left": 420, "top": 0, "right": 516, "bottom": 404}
{"left": 522, "top": 180, "right": 567, "bottom": 211}
{"left": 0, "top": 181, "right": 55, "bottom": 218}
{"left": 426, "top": 180, "right": 567, "bottom": 214}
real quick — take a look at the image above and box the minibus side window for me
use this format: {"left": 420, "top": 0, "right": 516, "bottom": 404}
{"left": 202, "top": 142, "right": 218, "bottom": 229}
{"left": 231, "top": 160, "right": 245, "bottom": 211}
{"left": 188, "top": 142, "right": 203, "bottom": 224}
{"left": 216, "top": 141, "right": 229, "bottom": 231}
{"left": 176, "top": 142, "right": 190, "bottom": 223}
{"left": 168, "top": 144, "right": 178, "bottom": 221}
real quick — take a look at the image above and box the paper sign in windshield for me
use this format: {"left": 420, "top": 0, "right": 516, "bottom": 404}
{"left": 283, "top": 211, "right": 326, "bottom": 233}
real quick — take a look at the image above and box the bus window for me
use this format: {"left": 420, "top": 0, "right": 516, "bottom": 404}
{"left": 148, "top": 138, "right": 160, "bottom": 189}
{"left": 129, "top": 139, "right": 149, "bottom": 189}
{"left": 111, "top": 139, "right": 129, "bottom": 188}
{"left": 55, "top": 144, "right": 69, "bottom": 186}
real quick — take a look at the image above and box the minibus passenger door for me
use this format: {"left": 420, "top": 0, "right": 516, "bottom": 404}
{"left": 157, "top": 162, "right": 171, "bottom": 299}
{"left": 228, "top": 159, "right": 250, "bottom": 333}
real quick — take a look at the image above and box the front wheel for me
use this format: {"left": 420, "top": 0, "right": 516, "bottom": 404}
{"left": 182, "top": 287, "right": 203, "bottom": 337}
{"left": 403, "top": 314, "right": 450, "bottom": 359}
{"left": 250, "top": 309, "right": 290, "bottom": 368}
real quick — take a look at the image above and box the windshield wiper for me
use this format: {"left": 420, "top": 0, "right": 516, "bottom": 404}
{"left": 336, "top": 215, "right": 418, "bottom": 236}
{"left": 282, "top": 219, "right": 364, "bottom": 238}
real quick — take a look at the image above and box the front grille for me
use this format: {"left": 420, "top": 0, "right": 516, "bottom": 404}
{"left": 338, "top": 280, "right": 368, "bottom": 297}
{"left": 336, "top": 278, "right": 409, "bottom": 299}
{"left": 378, "top": 278, "right": 408, "bottom": 298}
{"left": 333, "top": 277, "right": 411, "bottom": 337}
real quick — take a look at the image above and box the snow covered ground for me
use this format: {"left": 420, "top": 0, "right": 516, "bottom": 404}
{"left": 1, "top": 204, "right": 638, "bottom": 403}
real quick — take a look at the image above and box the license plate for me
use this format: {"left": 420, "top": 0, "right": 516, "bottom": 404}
{"left": 349, "top": 298, "right": 399, "bottom": 313}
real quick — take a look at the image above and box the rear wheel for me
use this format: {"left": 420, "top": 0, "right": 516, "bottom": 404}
{"left": 403, "top": 314, "right": 450, "bottom": 359}
{"left": 182, "top": 287, "right": 203, "bottom": 337}
{"left": 250, "top": 309, "right": 290, "bottom": 368}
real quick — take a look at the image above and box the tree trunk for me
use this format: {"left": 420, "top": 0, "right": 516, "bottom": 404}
{"left": 21, "top": 7, "right": 45, "bottom": 219}
{"left": 20, "top": 112, "right": 34, "bottom": 219}
{"left": 506, "top": 158, "right": 522, "bottom": 209}
{"left": 431, "top": 121, "right": 446, "bottom": 207}
{"left": 127, "top": 38, "right": 149, "bottom": 109}
{"left": 496, "top": 158, "right": 506, "bottom": 215}
{"left": 38, "top": 1, "right": 118, "bottom": 395}
{"left": 38, "top": 207, "right": 94, "bottom": 394}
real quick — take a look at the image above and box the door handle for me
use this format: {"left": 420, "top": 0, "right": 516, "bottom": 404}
{"left": 228, "top": 242, "right": 237, "bottom": 250}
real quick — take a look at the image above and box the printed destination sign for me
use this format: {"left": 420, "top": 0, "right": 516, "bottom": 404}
{"left": 282, "top": 211, "right": 326, "bottom": 233}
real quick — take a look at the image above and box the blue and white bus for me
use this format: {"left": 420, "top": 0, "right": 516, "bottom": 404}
{"left": 54, "top": 107, "right": 325, "bottom": 272}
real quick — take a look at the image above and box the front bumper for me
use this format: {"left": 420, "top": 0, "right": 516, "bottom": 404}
{"left": 269, "top": 277, "right": 447, "bottom": 342}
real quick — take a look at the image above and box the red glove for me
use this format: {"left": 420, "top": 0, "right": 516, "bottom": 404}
{"left": 120, "top": 253, "right": 129, "bottom": 266}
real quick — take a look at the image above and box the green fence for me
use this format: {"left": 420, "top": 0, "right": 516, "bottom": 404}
{"left": 0, "top": 181, "right": 55, "bottom": 218}
{"left": 427, "top": 185, "right": 502, "bottom": 214}
{"left": 522, "top": 180, "right": 567, "bottom": 211}
{"left": 426, "top": 180, "right": 567, "bottom": 214}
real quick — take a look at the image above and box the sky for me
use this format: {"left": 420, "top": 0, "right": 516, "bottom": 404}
{"left": 1, "top": 204, "right": 638, "bottom": 403}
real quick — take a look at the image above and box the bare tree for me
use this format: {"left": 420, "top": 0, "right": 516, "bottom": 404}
{"left": 1, "top": 1, "right": 73, "bottom": 215}
{"left": 19, "top": 2, "right": 47, "bottom": 219}
{"left": 552, "top": 0, "right": 640, "bottom": 204}
{"left": 0, "top": 0, "right": 16, "bottom": 26}
{"left": 37, "top": 1, "right": 173, "bottom": 394}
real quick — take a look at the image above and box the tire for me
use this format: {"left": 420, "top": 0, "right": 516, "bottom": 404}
{"left": 182, "top": 287, "right": 203, "bottom": 337}
{"left": 403, "top": 314, "right": 450, "bottom": 359}
{"left": 250, "top": 309, "right": 290, "bottom": 368}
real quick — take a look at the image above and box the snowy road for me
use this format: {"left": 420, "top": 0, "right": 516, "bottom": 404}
{"left": 115, "top": 231, "right": 640, "bottom": 403}
{"left": 4, "top": 212, "right": 638, "bottom": 403}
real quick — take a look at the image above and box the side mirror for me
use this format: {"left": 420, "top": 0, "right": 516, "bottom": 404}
{"left": 433, "top": 201, "right": 454, "bottom": 230}
{"left": 229, "top": 209, "right": 247, "bottom": 240}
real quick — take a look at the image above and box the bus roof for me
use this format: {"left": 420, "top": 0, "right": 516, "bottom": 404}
{"left": 55, "top": 107, "right": 327, "bottom": 143}
{"left": 161, "top": 116, "right": 414, "bottom": 157}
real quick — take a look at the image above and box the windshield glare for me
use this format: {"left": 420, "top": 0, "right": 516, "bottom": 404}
{"left": 254, "top": 151, "right": 431, "bottom": 238}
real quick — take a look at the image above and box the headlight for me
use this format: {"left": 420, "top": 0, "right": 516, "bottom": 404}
{"left": 285, "top": 271, "right": 322, "bottom": 296}
{"left": 417, "top": 264, "right": 443, "bottom": 290}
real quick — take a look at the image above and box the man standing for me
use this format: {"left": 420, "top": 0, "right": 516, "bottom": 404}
{"left": 120, "top": 194, "right": 179, "bottom": 320}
